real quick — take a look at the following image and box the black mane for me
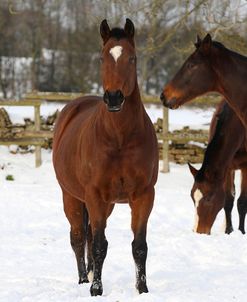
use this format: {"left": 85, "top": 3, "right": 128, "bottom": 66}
{"left": 195, "top": 102, "right": 229, "bottom": 182}
{"left": 213, "top": 40, "right": 247, "bottom": 61}
{"left": 212, "top": 41, "right": 226, "bottom": 49}
{"left": 110, "top": 27, "right": 127, "bottom": 40}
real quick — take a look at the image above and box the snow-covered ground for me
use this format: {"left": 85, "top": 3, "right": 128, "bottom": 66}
{"left": 1, "top": 105, "right": 246, "bottom": 301}
{"left": 0, "top": 148, "right": 246, "bottom": 302}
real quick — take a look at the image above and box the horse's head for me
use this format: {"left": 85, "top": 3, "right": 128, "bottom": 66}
{"left": 100, "top": 19, "right": 136, "bottom": 112}
{"left": 160, "top": 34, "right": 217, "bottom": 109}
{"left": 188, "top": 163, "right": 225, "bottom": 234}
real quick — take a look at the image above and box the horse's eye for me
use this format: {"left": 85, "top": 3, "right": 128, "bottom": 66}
{"left": 187, "top": 62, "right": 195, "bottom": 69}
{"left": 100, "top": 56, "right": 104, "bottom": 63}
{"left": 129, "top": 56, "right": 136, "bottom": 63}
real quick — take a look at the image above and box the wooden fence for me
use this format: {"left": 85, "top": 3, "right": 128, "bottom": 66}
{"left": 0, "top": 92, "right": 210, "bottom": 170}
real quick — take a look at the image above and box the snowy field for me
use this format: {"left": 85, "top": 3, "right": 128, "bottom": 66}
{"left": 0, "top": 105, "right": 247, "bottom": 301}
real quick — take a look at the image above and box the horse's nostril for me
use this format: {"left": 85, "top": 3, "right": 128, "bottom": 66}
{"left": 160, "top": 92, "right": 165, "bottom": 101}
{"left": 103, "top": 91, "right": 110, "bottom": 104}
{"left": 116, "top": 90, "right": 124, "bottom": 100}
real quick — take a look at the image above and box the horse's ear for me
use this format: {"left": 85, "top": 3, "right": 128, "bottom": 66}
{"left": 194, "top": 35, "right": 202, "bottom": 48}
{"left": 201, "top": 33, "right": 212, "bottom": 54}
{"left": 124, "top": 18, "right": 135, "bottom": 39}
{"left": 188, "top": 162, "right": 198, "bottom": 178}
{"left": 100, "top": 19, "right": 111, "bottom": 44}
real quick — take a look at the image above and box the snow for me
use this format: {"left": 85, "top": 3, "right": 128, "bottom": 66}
{"left": 146, "top": 104, "right": 215, "bottom": 130}
{"left": 0, "top": 147, "right": 246, "bottom": 301}
{"left": 1, "top": 104, "right": 246, "bottom": 301}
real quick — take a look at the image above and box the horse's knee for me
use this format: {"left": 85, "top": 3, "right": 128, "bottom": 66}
{"left": 92, "top": 232, "right": 108, "bottom": 261}
{"left": 70, "top": 227, "right": 85, "bottom": 248}
{"left": 132, "top": 237, "right": 147, "bottom": 261}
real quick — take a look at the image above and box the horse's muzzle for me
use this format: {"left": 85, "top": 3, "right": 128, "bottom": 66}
{"left": 103, "top": 90, "right": 125, "bottom": 112}
{"left": 160, "top": 92, "right": 179, "bottom": 109}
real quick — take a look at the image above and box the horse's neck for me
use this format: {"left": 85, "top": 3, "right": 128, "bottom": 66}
{"left": 199, "top": 108, "right": 241, "bottom": 182}
{"left": 214, "top": 50, "right": 247, "bottom": 124}
{"left": 97, "top": 81, "right": 144, "bottom": 146}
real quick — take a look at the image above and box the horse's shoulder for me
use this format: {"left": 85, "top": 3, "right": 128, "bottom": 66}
{"left": 57, "top": 95, "right": 101, "bottom": 123}
{"left": 63, "top": 95, "right": 102, "bottom": 112}
{"left": 53, "top": 95, "right": 102, "bottom": 143}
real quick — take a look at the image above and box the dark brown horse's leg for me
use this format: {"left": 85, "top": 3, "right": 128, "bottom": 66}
{"left": 86, "top": 223, "right": 93, "bottom": 281}
{"left": 223, "top": 170, "right": 235, "bottom": 234}
{"left": 63, "top": 190, "right": 89, "bottom": 284}
{"left": 130, "top": 187, "right": 154, "bottom": 294}
{"left": 237, "top": 167, "right": 247, "bottom": 234}
{"left": 86, "top": 198, "right": 114, "bottom": 296}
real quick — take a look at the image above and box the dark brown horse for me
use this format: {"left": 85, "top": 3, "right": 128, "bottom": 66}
{"left": 52, "top": 19, "right": 158, "bottom": 296}
{"left": 160, "top": 34, "right": 247, "bottom": 133}
{"left": 188, "top": 100, "right": 247, "bottom": 234}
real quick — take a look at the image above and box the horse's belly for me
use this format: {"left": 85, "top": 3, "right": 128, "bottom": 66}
{"left": 99, "top": 172, "right": 146, "bottom": 204}
{"left": 111, "top": 197, "right": 129, "bottom": 204}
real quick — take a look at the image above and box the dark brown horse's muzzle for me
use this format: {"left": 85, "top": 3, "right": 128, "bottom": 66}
{"left": 103, "top": 90, "right": 125, "bottom": 112}
{"left": 160, "top": 92, "right": 178, "bottom": 109}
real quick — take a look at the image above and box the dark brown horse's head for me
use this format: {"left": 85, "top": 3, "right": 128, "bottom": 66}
{"left": 160, "top": 34, "right": 218, "bottom": 109}
{"left": 188, "top": 163, "right": 225, "bottom": 234}
{"left": 100, "top": 19, "right": 137, "bottom": 112}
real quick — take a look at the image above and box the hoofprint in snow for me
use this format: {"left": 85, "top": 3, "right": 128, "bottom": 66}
{"left": 0, "top": 147, "right": 247, "bottom": 302}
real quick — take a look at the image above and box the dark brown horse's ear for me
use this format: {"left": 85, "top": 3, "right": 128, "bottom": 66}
{"left": 124, "top": 18, "right": 135, "bottom": 38}
{"left": 194, "top": 35, "right": 202, "bottom": 48}
{"left": 188, "top": 162, "right": 198, "bottom": 178}
{"left": 201, "top": 33, "right": 212, "bottom": 54}
{"left": 100, "top": 19, "right": 111, "bottom": 44}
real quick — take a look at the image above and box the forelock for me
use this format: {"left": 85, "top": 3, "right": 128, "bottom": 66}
{"left": 109, "top": 28, "right": 127, "bottom": 40}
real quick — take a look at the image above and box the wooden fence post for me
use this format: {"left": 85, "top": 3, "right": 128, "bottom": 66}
{"left": 34, "top": 104, "right": 41, "bottom": 167}
{"left": 162, "top": 107, "right": 169, "bottom": 173}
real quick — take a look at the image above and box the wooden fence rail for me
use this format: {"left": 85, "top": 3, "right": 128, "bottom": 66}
{"left": 0, "top": 92, "right": 210, "bottom": 170}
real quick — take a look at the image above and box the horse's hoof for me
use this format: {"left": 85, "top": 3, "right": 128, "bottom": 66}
{"left": 137, "top": 282, "right": 148, "bottom": 294}
{"left": 78, "top": 272, "right": 89, "bottom": 284}
{"left": 225, "top": 226, "right": 233, "bottom": 234}
{"left": 78, "top": 276, "right": 89, "bottom": 284}
{"left": 90, "top": 280, "right": 103, "bottom": 296}
{"left": 239, "top": 228, "right": 245, "bottom": 234}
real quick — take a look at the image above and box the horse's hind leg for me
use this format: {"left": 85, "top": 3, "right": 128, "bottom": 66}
{"left": 223, "top": 170, "right": 235, "bottom": 234}
{"left": 130, "top": 187, "right": 154, "bottom": 294}
{"left": 86, "top": 223, "right": 93, "bottom": 281}
{"left": 85, "top": 196, "right": 114, "bottom": 296}
{"left": 63, "top": 190, "right": 89, "bottom": 284}
{"left": 237, "top": 167, "right": 247, "bottom": 234}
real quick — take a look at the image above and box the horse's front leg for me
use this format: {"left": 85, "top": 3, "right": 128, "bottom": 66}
{"left": 130, "top": 186, "right": 154, "bottom": 294}
{"left": 86, "top": 196, "right": 114, "bottom": 296}
{"left": 63, "top": 190, "right": 89, "bottom": 284}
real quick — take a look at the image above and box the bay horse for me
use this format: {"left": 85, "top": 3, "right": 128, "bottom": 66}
{"left": 188, "top": 100, "right": 247, "bottom": 234}
{"left": 160, "top": 34, "right": 247, "bottom": 134}
{"left": 52, "top": 19, "right": 158, "bottom": 296}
